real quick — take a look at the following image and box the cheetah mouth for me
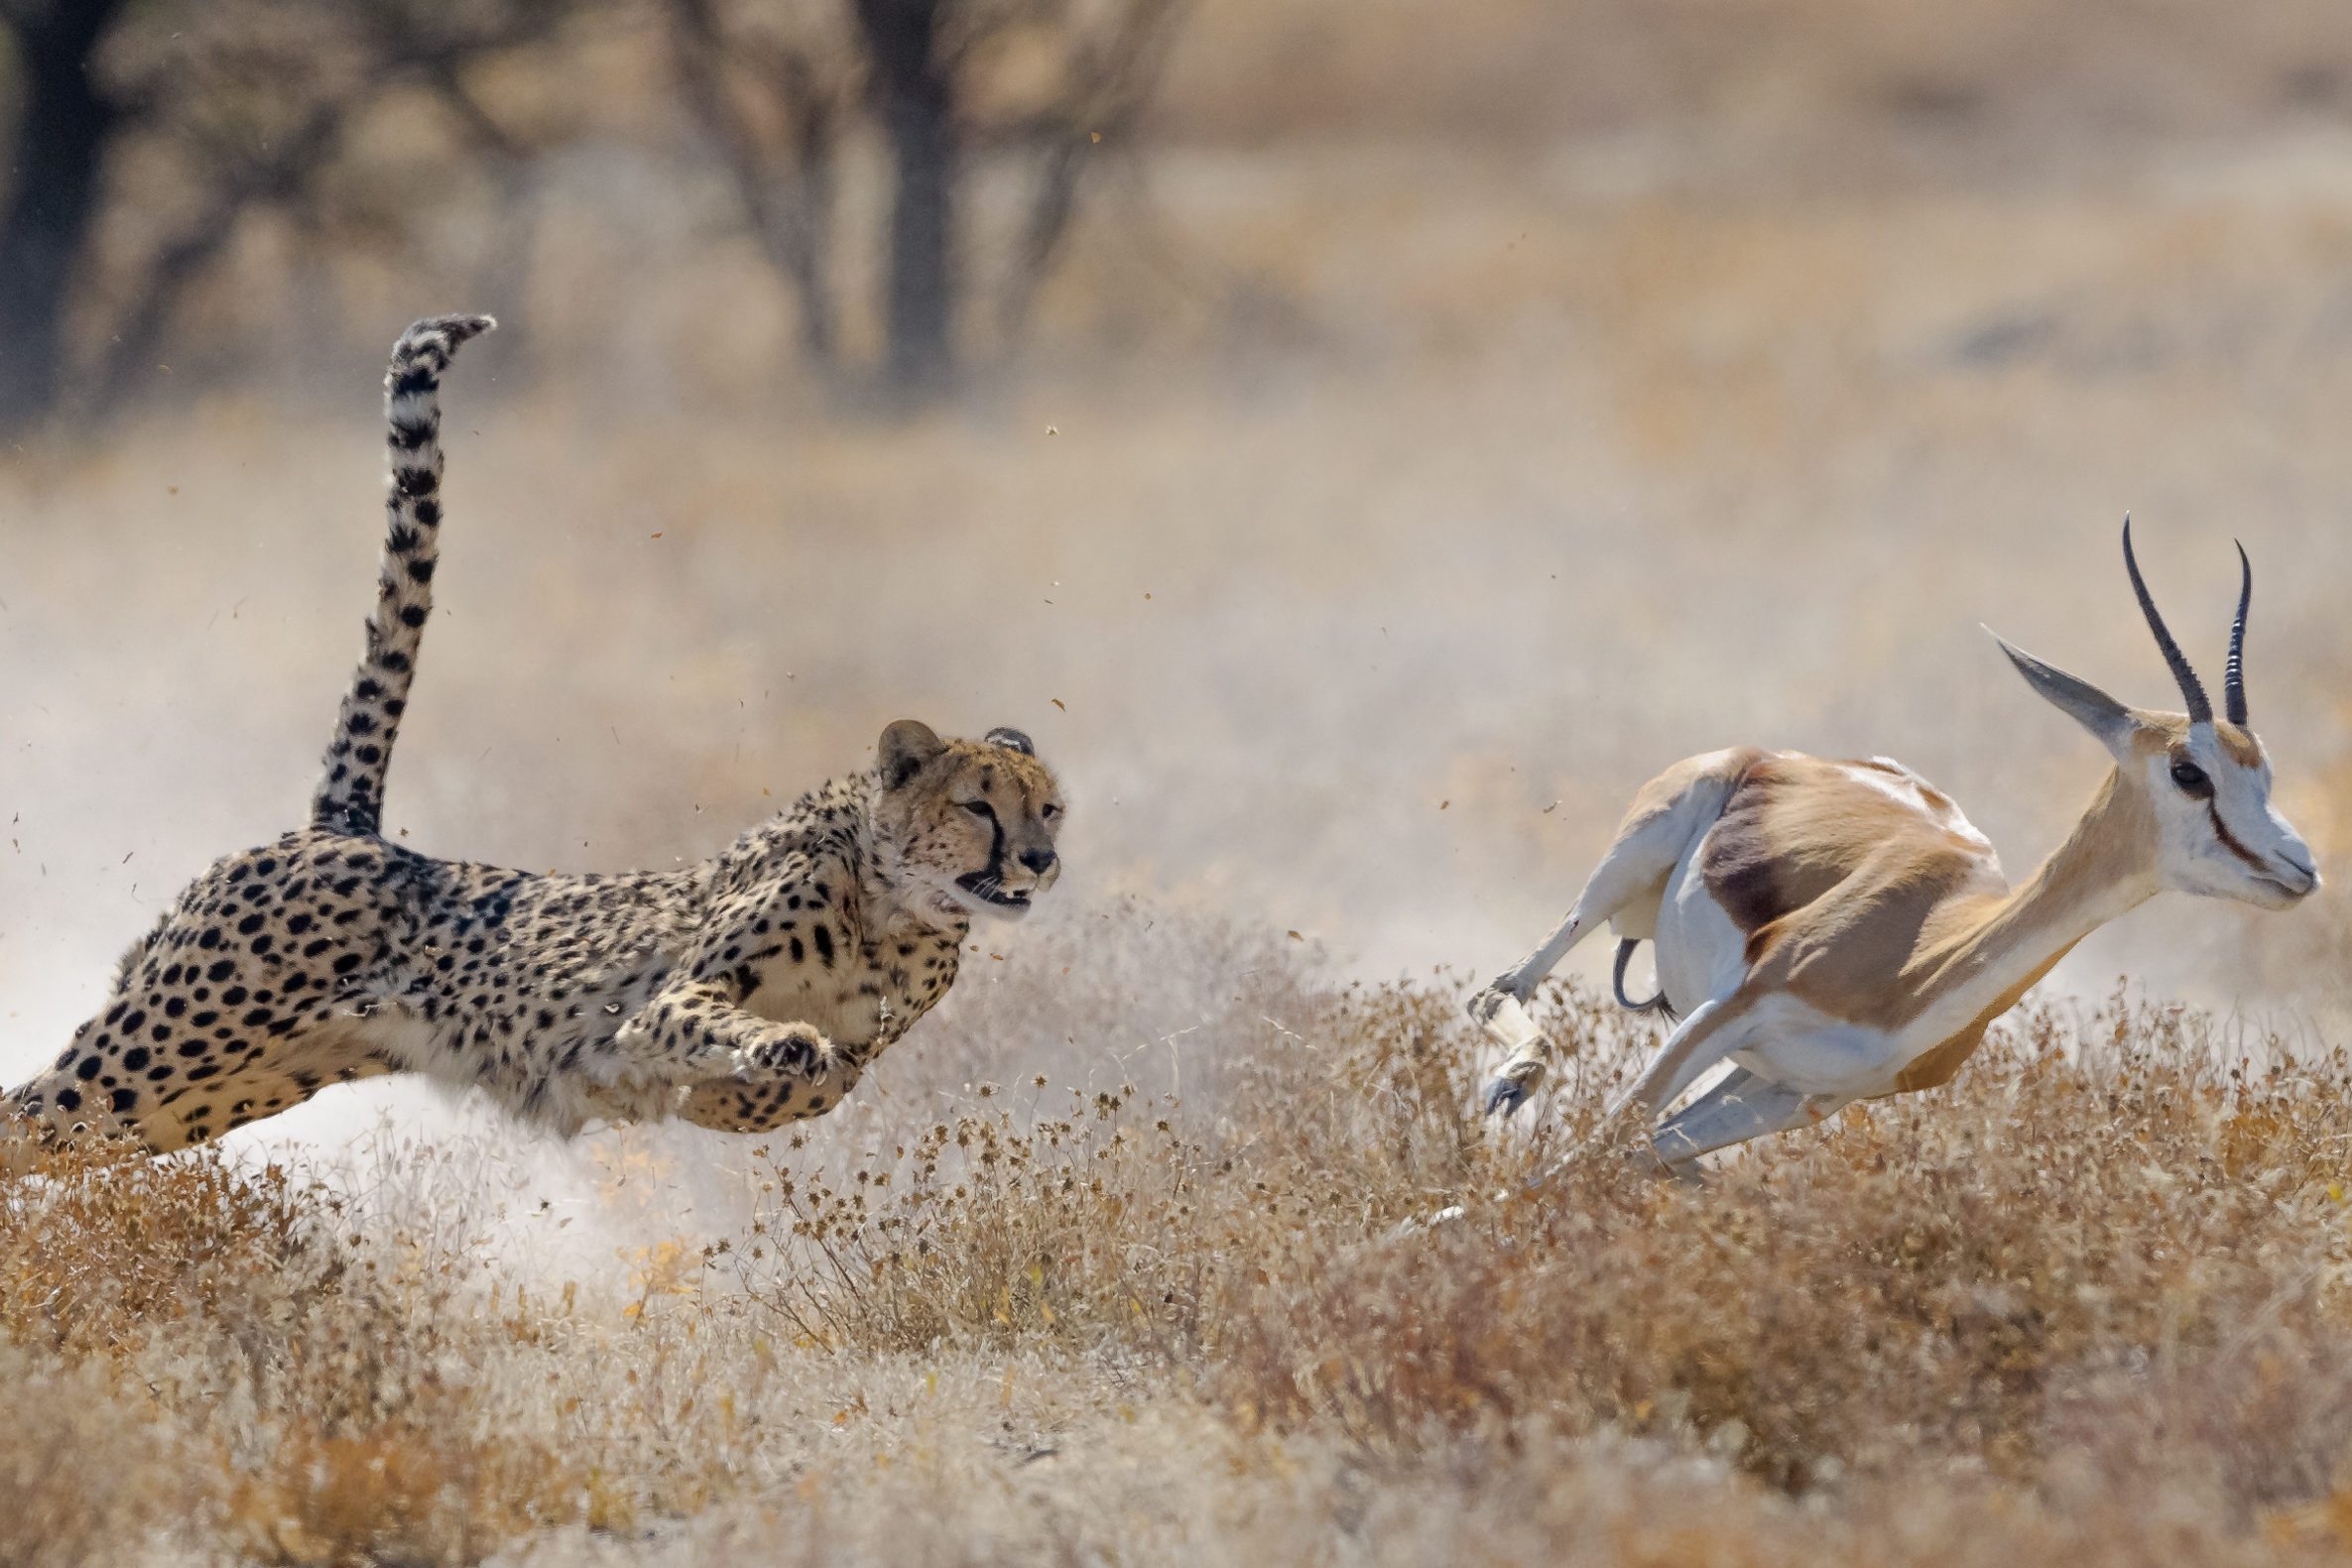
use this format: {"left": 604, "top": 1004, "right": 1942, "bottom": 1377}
{"left": 954, "top": 874, "right": 1034, "bottom": 912}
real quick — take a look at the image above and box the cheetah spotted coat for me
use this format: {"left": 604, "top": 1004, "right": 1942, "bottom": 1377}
{"left": 6, "top": 316, "right": 1064, "bottom": 1163}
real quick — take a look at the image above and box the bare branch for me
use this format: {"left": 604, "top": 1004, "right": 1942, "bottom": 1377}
{"left": 997, "top": 0, "right": 1187, "bottom": 341}
{"left": 662, "top": 0, "right": 842, "bottom": 364}
{"left": 86, "top": 96, "right": 356, "bottom": 415}
{"left": 83, "top": 0, "right": 583, "bottom": 418}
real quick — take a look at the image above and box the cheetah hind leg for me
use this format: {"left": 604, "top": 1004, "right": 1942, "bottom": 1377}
{"left": 6, "top": 1012, "right": 391, "bottom": 1166}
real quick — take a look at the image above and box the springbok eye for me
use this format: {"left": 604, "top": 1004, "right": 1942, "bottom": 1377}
{"left": 2169, "top": 757, "right": 2213, "bottom": 798}
{"left": 960, "top": 799, "right": 995, "bottom": 819}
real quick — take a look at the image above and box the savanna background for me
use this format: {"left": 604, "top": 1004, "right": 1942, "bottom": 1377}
{"left": 6, "top": 0, "right": 2352, "bottom": 1561}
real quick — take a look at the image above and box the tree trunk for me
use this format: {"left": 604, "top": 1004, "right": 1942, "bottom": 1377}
{"left": 0, "top": 0, "right": 132, "bottom": 432}
{"left": 782, "top": 58, "right": 840, "bottom": 368}
{"left": 854, "top": 0, "right": 954, "bottom": 400}
{"left": 663, "top": 0, "right": 841, "bottom": 369}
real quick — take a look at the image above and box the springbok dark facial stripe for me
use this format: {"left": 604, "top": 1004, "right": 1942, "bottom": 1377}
{"left": 2205, "top": 800, "right": 2269, "bottom": 872}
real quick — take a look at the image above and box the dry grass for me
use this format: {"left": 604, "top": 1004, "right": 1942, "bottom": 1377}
{"left": 6, "top": 940, "right": 2352, "bottom": 1565}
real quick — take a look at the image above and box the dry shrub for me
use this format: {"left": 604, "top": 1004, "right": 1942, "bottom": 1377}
{"left": 195, "top": 1267, "right": 593, "bottom": 1565}
{"left": 733, "top": 1085, "right": 1219, "bottom": 1354}
{"left": 0, "top": 1140, "right": 329, "bottom": 1362}
{"left": 729, "top": 972, "right": 1567, "bottom": 1358}
{"left": 1208, "top": 989, "right": 2352, "bottom": 1501}
{"left": 9, "top": 950, "right": 2352, "bottom": 1565}
{"left": 0, "top": 1344, "right": 194, "bottom": 1568}
{"left": 728, "top": 968, "right": 2352, "bottom": 1524}
{"left": 733, "top": 962, "right": 2352, "bottom": 1525}
{"left": 168, "top": 1147, "right": 608, "bottom": 1564}
{"left": 0, "top": 1141, "right": 597, "bottom": 1564}
{"left": 221, "top": 1401, "right": 589, "bottom": 1568}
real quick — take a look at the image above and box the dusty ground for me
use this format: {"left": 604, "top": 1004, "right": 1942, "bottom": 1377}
{"left": 7, "top": 0, "right": 2352, "bottom": 1559}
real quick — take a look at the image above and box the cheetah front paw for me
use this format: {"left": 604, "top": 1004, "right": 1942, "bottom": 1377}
{"left": 731, "top": 1030, "right": 825, "bottom": 1081}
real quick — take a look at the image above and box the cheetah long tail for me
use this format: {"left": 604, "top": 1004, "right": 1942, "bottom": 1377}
{"left": 311, "top": 313, "right": 495, "bottom": 837}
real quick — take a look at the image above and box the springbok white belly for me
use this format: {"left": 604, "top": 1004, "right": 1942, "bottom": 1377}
{"left": 1730, "top": 993, "right": 1912, "bottom": 1097}
{"left": 1651, "top": 817, "right": 1747, "bottom": 1014}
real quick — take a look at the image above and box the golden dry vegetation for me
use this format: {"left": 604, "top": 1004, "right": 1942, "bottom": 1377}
{"left": 9, "top": 0, "right": 2352, "bottom": 1560}
{"left": 7, "top": 938, "right": 2352, "bottom": 1565}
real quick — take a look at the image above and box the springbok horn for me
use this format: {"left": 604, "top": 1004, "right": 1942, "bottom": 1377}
{"left": 2121, "top": 515, "right": 2211, "bottom": 724}
{"left": 2224, "top": 542, "right": 2252, "bottom": 727}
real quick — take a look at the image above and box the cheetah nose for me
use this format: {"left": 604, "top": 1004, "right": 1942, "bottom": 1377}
{"left": 1019, "top": 847, "right": 1056, "bottom": 875}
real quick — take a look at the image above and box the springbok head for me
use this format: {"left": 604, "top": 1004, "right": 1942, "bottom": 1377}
{"left": 1991, "top": 518, "right": 2318, "bottom": 909}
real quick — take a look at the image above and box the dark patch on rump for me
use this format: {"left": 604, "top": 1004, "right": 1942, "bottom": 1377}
{"left": 1698, "top": 759, "right": 1788, "bottom": 938}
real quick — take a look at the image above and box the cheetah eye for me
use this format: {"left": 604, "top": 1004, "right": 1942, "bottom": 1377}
{"left": 1040, "top": 803, "right": 1060, "bottom": 820}
{"left": 2169, "top": 757, "right": 2213, "bottom": 798}
{"left": 959, "top": 799, "right": 996, "bottom": 819}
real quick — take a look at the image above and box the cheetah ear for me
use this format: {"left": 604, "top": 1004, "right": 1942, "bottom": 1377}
{"left": 878, "top": 719, "right": 945, "bottom": 789}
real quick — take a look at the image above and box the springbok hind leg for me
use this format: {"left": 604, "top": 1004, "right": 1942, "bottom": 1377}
{"left": 1641, "top": 1068, "right": 1852, "bottom": 1175}
{"left": 1406, "top": 1013, "right": 1789, "bottom": 1233}
{"left": 1475, "top": 840, "right": 1682, "bottom": 1117}
{"left": 1473, "top": 752, "right": 1751, "bottom": 1116}
{"left": 1514, "top": 995, "right": 1755, "bottom": 1192}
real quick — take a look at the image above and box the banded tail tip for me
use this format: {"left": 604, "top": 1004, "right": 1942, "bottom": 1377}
{"left": 393, "top": 313, "right": 498, "bottom": 358}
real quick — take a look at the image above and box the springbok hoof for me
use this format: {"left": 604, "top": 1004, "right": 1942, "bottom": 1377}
{"left": 1484, "top": 1076, "right": 1530, "bottom": 1119}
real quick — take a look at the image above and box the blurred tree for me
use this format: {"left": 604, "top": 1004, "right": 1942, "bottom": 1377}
{"left": 853, "top": 0, "right": 957, "bottom": 396}
{"left": 666, "top": 0, "right": 849, "bottom": 366}
{"left": 0, "top": 0, "right": 578, "bottom": 434}
{"left": 663, "top": 0, "right": 1186, "bottom": 405}
{"left": 0, "top": 0, "right": 1183, "bottom": 429}
{"left": 0, "top": 0, "right": 137, "bottom": 430}
{"left": 85, "top": 0, "right": 578, "bottom": 416}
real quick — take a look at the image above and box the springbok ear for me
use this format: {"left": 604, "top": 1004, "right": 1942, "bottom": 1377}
{"left": 1987, "top": 628, "right": 2137, "bottom": 758}
{"left": 983, "top": 727, "right": 1035, "bottom": 756}
{"left": 878, "top": 719, "right": 945, "bottom": 789}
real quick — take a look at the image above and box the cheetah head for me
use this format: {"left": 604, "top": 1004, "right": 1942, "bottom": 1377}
{"left": 873, "top": 719, "right": 1064, "bottom": 923}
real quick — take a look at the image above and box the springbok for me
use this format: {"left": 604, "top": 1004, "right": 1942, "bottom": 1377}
{"left": 1469, "top": 521, "right": 2317, "bottom": 1174}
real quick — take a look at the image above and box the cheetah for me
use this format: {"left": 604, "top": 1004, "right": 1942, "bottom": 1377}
{"left": 6, "top": 314, "right": 1064, "bottom": 1166}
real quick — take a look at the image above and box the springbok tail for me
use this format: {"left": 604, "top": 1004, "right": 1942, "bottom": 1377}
{"left": 1611, "top": 937, "right": 1675, "bottom": 1018}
